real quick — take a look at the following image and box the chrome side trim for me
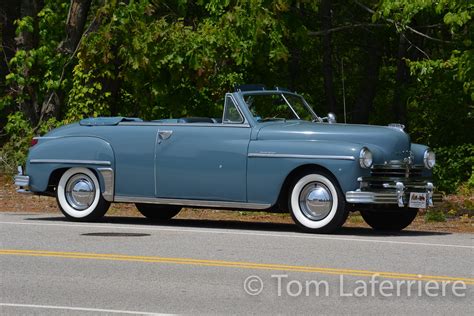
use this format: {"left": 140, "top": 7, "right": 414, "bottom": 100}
{"left": 30, "top": 159, "right": 111, "bottom": 166}
{"left": 119, "top": 122, "right": 251, "bottom": 128}
{"left": 114, "top": 196, "right": 271, "bottom": 210}
{"left": 97, "top": 167, "right": 114, "bottom": 202}
{"left": 33, "top": 136, "right": 60, "bottom": 140}
{"left": 248, "top": 153, "right": 355, "bottom": 161}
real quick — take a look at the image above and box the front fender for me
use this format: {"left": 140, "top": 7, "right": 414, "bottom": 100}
{"left": 411, "top": 143, "right": 429, "bottom": 165}
{"left": 411, "top": 143, "right": 432, "bottom": 177}
{"left": 247, "top": 140, "right": 367, "bottom": 205}
{"left": 26, "top": 136, "right": 115, "bottom": 194}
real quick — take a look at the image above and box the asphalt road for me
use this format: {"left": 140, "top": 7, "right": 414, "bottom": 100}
{"left": 0, "top": 212, "right": 472, "bottom": 315}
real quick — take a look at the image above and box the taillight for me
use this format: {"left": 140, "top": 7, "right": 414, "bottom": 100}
{"left": 30, "top": 138, "right": 38, "bottom": 147}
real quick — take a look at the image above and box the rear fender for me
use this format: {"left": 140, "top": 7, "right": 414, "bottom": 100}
{"left": 26, "top": 136, "right": 115, "bottom": 200}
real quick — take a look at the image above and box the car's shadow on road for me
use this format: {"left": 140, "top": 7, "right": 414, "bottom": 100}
{"left": 26, "top": 215, "right": 451, "bottom": 237}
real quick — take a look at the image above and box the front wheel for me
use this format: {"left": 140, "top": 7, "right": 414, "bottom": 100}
{"left": 56, "top": 167, "right": 110, "bottom": 221}
{"left": 360, "top": 208, "right": 418, "bottom": 231}
{"left": 289, "top": 171, "right": 348, "bottom": 233}
{"left": 136, "top": 204, "right": 182, "bottom": 221}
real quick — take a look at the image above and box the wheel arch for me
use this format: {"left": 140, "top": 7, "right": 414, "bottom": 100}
{"left": 275, "top": 163, "right": 343, "bottom": 212}
{"left": 45, "top": 166, "right": 113, "bottom": 201}
{"left": 45, "top": 168, "right": 68, "bottom": 195}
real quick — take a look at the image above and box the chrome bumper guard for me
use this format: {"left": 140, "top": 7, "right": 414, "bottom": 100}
{"left": 14, "top": 166, "right": 32, "bottom": 194}
{"left": 346, "top": 180, "right": 442, "bottom": 207}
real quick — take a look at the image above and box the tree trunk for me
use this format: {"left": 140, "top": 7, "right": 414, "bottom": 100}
{"left": 393, "top": 34, "right": 408, "bottom": 124}
{"left": 104, "top": 0, "right": 130, "bottom": 116}
{"left": 352, "top": 43, "right": 382, "bottom": 124}
{"left": 61, "top": 0, "right": 92, "bottom": 54}
{"left": 16, "top": 0, "right": 44, "bottom": 126}
{"left": 108, "top": 44, "right": 122, "bottom": 116}
{"left": 18, "top": 0, "right": 43, "bottom": 50}
{"left": 321, "top": 0, "right": 337, "bottom": 114}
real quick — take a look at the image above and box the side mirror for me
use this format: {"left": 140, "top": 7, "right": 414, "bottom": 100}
{"left": 327, "top": 112, "right": 336, "bottom": 124}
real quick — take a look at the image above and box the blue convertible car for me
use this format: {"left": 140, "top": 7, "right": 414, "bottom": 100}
{"left": 15, "top": 86, "right": 441, "bottom": 233}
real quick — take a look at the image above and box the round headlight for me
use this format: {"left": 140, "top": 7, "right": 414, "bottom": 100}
{"left": 359, "top": 147, "right": 373, "bottom": 168}
{"left": 423, "top": 149, "right": 436, "bottom": 169}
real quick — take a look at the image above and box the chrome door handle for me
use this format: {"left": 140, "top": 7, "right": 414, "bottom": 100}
{"left": 158, "top": 130, "right": 173, "bottom": 140}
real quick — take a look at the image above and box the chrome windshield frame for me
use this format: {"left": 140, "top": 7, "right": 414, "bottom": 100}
{"left": 280, "top": 93, "right": 301, "bottom": 119}
{"left": 235, "top": 90, "right": 321, "bottom": 124}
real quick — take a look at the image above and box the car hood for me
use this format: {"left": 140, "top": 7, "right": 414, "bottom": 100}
{"left": 256, "top": 121, "right": 411, "bottom": 162}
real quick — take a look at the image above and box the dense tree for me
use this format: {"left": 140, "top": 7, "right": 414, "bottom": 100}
{"left": 0, "top": 0, "right": 472, "bottom": 191}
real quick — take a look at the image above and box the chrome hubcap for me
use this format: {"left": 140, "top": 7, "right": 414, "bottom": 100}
{"left": 299, "top": 182, "right": 333, "bottom": 220}
{"left": 65, "top": 174, "right": 95, "bottom": 210}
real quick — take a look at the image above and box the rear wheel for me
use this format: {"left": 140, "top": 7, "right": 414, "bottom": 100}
{"left": 289, "top": 171, "right": 348, "bottom": 233}
{"left": 56, "top": 167, "right": 110, "bottom": 221}
{"left": 360, "top": 208, "right": 418, "bottom": 231}
{"left": 136, "top": 204, "right": 181, "bottom": 221}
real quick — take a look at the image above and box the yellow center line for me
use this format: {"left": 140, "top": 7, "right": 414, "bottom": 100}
{"left": 1, "top": 249, "right": 473, "bottom": 284}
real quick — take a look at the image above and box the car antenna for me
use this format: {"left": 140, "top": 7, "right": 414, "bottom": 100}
{"left": 341, "top": 59, "right": 347, "bottom": 124}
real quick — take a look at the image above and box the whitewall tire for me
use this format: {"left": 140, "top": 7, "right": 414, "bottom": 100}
{"left": 57, "top": 167, "right": 110, "bottom": 221}
{"left": 289, "top": 171, "right": 348, "bottom": 233}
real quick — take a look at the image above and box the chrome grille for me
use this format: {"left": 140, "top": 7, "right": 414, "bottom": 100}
{"left": 359, "top": 163, "right": 427, "bottom": 191}
{"left": 370, "top": 165, "right": 423, "bottom": 179}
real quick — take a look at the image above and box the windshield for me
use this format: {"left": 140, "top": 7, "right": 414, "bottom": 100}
{"left": 243, "top": 93, "right": 317, "bottom": 122}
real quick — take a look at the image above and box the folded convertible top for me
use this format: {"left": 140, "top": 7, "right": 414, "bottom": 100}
{"left": 79, "top": 117, "right": 143, "bottom": 126}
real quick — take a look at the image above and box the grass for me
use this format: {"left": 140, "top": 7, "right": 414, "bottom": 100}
{"left": 424, "top": 210, "right": 446, "bottom": 222}
{"left": 347, "top": 213, "right": 364, "bottom": 224}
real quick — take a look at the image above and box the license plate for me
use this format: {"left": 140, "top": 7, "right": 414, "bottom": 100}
{"left": 409, "top": 192, "right": 427, "bottom": 209}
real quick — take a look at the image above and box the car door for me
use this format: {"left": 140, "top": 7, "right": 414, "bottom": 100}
{"left": 155, "top": 95, "right": 251, "bottom": 202}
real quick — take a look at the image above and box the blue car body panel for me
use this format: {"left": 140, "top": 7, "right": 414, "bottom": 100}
{"left": 26, "top": 136, "right": 115, "bottom": 192}
{"left": 154, "top": 125, "right": 251, "bottom": 201}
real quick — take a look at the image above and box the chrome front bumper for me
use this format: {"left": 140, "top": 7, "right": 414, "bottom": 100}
{"left": 346, "top": 181, "right": 442, "bottom": 207}
{"left": 14, "top": 166, "right": 32, "bottom": 194}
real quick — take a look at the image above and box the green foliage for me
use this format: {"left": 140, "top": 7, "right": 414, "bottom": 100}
{"left": 433, "top": 144, "right": 474, "bottom": 193}
{"left": 456, "top": 184, "right": 474, "bottom": 212}
{"left": 373, "top": 0, "right": 473, "bottom": 193}
{"left": 67, "top": 0, "right": 290, "bottom": 120}
{"left": 425, "top": 210, "right": 446, "bottom": 222}
{"left": 0, "top": 112, "right": 33, "bottom": 173}
{"left": 3, "top": 0, "right": 69, "bottom": 112}
{"left": 0, "top": 0, "right": 69, "bottom": 171}
{"left": 0, "top": 0, "right": 472, "bottom": 195}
